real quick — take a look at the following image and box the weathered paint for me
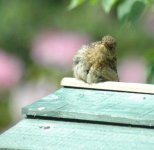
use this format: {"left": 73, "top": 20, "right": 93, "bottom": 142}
{"left": 0, "top": 119, "right": 154, "bottom": 150}
{"left": 22, "top": 88, "right": 154, "bottom": 126}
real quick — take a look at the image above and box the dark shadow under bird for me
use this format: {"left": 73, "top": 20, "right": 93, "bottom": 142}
{"left": 73, "top": 35, "right": 119, "bottom": 84}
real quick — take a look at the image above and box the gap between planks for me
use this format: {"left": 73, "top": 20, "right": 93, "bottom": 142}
{"left": 61, "top": 77, "right": 154, "bottom": 94}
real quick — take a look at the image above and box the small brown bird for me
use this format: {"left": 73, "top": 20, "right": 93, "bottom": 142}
{"left": 73, "top": 35, "right": 119, "bottom": 84}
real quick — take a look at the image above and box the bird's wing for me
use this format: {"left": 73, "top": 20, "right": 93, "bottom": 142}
{"left": 100, "top": 65, "right": 119, "bottom": 81}
{"left": 73, "top": 45, "right": 88, "bottom": 66}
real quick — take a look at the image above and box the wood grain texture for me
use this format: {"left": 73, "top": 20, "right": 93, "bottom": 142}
{"left": 0, "top": 119, "right": 154, "bottom": 150}
{"left": 61, "top": 77, "right": 154, "bottom": 94}
{"left": 22, "top": 87, "right": 154, "bottom": 126}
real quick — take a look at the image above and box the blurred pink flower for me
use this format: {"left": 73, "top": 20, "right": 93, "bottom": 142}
{"left": 10, "top": 78, "right": 57, "bottom": 121}
{"left": 31, "top": 30, "right": 91, "bottom": 68}
{"left": 118, "top": 57, "right": 146, "bottom": 83}
{"left": 0, "top": 50, "right": 23, "bottom": 90}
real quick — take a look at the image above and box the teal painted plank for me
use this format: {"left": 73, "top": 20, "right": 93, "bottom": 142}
{"left": 22, "top": 88, "right": 154, "bottom": 126}
{"left": 0, "top": 119, "right": 154, "bottom": 150}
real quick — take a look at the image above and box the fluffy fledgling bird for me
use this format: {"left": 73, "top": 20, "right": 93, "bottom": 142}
{"left": 73, "top": 35, "right": 119, "bottom": 84}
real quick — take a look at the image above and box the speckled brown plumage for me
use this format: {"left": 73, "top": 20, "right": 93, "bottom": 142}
{"left": 73, "top": 35, "right": 119, "bottom": 83}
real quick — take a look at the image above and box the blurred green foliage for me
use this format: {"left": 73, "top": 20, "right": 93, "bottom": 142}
{"left": 68, "top": 0, "right": 152, "bottom": 22}
{"left": 0, "top": 0, "right": 154, "bottom": 131}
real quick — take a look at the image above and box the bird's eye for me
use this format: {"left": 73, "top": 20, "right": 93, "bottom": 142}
{"left": 109, "top": 44, "right": 116, "bottom": 51}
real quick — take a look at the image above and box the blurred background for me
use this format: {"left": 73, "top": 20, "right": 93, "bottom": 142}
{"left": 0, "top": 0, "right": 154, "bottom": 132}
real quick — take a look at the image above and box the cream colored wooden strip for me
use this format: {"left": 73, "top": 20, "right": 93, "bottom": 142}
{"left": 61, "top": 77, "right": 154, "bottom": 94}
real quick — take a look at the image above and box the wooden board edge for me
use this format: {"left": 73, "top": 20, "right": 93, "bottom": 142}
{"left": 61, "top": 77, "right": 154, "bottom": 94}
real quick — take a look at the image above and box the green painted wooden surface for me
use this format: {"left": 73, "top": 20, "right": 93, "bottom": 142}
{"left": 22, "top": 88, "right": 154, "bottom": 126}
{"left": 0, "top": 119, "right": 154, "bottom": 150}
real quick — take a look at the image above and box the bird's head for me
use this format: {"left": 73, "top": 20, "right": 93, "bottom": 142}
{"left": 102, "top": 35, "right": 116, "bottom": 51}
